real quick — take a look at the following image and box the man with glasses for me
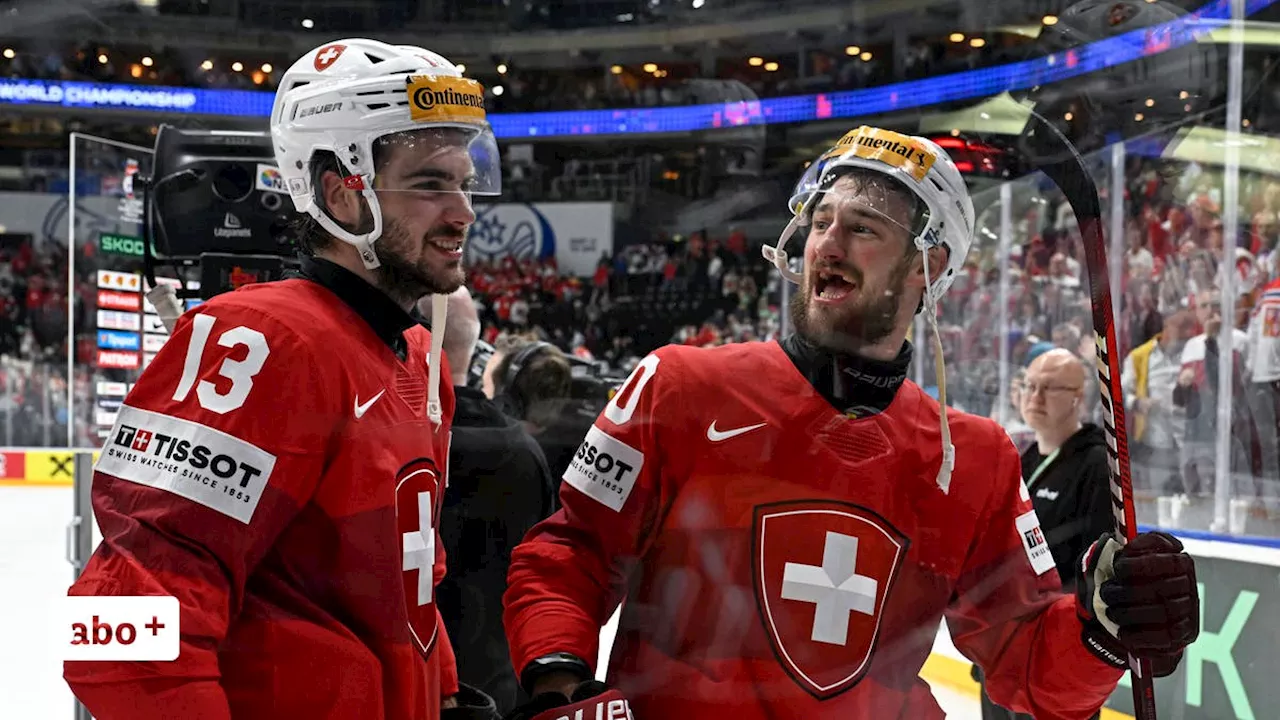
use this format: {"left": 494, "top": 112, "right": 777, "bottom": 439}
{"left": 978, "top": 348, "right": 1113, "bottom": 720}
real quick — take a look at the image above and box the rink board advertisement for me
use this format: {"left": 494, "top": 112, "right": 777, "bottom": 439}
{"left": 464, "top": 201, "right": 612, "bottom": 277}
{"left": 1103, "top": 539, "right": 1280, "bottom": 720}
{"left": 0, "top": 450, "right": 87, "bottom": 485}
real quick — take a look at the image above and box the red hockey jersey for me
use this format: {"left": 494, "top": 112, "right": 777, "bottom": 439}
{"left": 505, "top": 341, "right": 1123, "bottom": 720}
{"left": 66, "top": 275, "right": 457, "bottom": 720}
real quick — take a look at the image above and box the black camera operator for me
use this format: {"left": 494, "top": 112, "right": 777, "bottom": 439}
{"left": 431, "top": 288, "right": 557, "bottom": 714}
{"left": 481, "top": 338, "right": 581, "bottom": 483}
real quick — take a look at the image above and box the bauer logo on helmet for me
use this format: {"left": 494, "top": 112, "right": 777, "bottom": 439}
{"left": 406, "top": 75, "right": 487, "bottom": 125}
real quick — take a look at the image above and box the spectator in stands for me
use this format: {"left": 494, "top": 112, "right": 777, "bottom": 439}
{"left": 993, "top": 366, "right": 1035, "bottom": 454}
{"left": 1122, "top": 306, "right": 1194, "bottom": 496}
{"left": 1012, "top": 293, "right": 1046, "bottom": 339}
{"left": 1127, "top": 218, "right": 1156, "bottom": 282}
{"left": 1048, "top": 251, "right": 1082, "bottom": 290}
{"left": 1174, "top": 289, "right": 1255, "bottom": 502}
{"left": 509, "top": 294, "right": 529, "bottom": 329}
{"left": 434, "top": 288, "right": 556, "bottom": 713}
{"left": 590, "top": 255, "right": 610, "bottom": 305}
{"left": 1129, "top": 281, "right": 1164, "bottom": 350}
{"left": 1247, "top": 256, "right": 1280, "bottom": 517}
{"left": 1051, "top": 323, "right": 1082, "bottom": 358}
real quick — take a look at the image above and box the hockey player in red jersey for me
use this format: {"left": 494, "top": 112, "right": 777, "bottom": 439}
{"left": 503, "top": 126, "right": 1199, "bottom": 720}
{"left": 65, "top": 39, "right": 504, "bottom": 720}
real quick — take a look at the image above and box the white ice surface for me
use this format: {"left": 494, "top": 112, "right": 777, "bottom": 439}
{"left": 0, "top": 486, "right": 78, "bottom": 720}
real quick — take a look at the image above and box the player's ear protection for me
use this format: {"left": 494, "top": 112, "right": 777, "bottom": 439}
{"left": 494, "top": 341, "right": 556, "bottom": 420}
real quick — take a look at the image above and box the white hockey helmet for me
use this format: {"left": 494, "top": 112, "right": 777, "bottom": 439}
{"left": 271, "top": 38, "right": 501, "bottom": 269}
{"left": 763, "top": 126, "right": 977, "bottom": 494}
{"left": 762, "top": 125, "right": 975, "bottom": 306}
{"left": 272, "top": 39, "right": 500, "bottom": 428}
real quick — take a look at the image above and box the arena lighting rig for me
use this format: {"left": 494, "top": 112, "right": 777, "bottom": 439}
{"left": 0, "top": 0, "right": 1261, "bottom": 136}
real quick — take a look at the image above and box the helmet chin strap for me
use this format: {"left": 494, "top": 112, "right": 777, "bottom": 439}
{"left": 920, "top": 244, "right": 955, "bottom": 494}
{"left": 310, "top": 184, "right": 385, "bottom": 270}
{"left": 426, "top": 293, "right": 447, "bottom": 427}
{"left": 762, "top": 205, "right": 807, "bottom": 284}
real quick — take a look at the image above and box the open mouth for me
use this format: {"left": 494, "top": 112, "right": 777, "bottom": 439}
{"left": 814, "top": 268, "right": 857, "bottom": 301}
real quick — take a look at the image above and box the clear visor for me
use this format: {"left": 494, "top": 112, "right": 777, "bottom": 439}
{"left": 787, "top": 153, "right": 839, "bottom": 216}
{"left": 766, "top": 177, "right": 929, "bottom": 286}
{"left": 356, "top": 126, "right": 502, "bottom": 199}
{"left": 794, "top": 171, "right": 930, "bottom": 240}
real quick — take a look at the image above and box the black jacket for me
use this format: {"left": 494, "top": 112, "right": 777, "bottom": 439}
{"left": 531, "top": 400, "right": 599, "bottom": 491}
{"left": 1020, "top": 423, "right": 1115, "bottom": 591}
{"left": 437, "top": 386, "right": 557, "bottom": 713}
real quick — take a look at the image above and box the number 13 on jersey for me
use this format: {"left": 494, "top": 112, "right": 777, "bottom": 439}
{"left": 171, "top": 314, "right": 272, "bottom": 415}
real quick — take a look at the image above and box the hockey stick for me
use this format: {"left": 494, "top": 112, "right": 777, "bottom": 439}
{"left": 1018, "top": 111, "right": 1157, "bottom": 720}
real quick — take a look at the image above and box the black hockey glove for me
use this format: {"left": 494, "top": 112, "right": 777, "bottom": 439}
{"left": 442, "top": 683, "right": 500, "bottom": 720}
{"left": 503, "top": 681, "right": 634, "bottom": 720}
{"left": 1076, "top": 530, "right": 1199, "bottom": 677}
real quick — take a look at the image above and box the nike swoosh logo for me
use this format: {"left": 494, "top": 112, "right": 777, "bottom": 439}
{"left": 354, "top": 390, "right": 385, "bottom": 419}
{"left": 707, "top": 421, "right": 767, "bottom": 442}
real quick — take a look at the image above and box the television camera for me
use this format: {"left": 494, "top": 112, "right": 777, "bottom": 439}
{"left": 139, "top": 125, "right": 298, "bottom": 328}
{"left": 467, "top": 339, "right": 630, "bottom": 422}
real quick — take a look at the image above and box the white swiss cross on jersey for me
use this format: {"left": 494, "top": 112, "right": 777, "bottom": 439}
{"left": 781, "top": 531, "right": 879, "bottom": 645}
{"left": 753, "top": 499, "right": 910, "bottom": 700}
{"left": 395, "top": 458, "right": 442, "bottom": 656}
{"left": 403, "top": 490, "right": 435, "bottom": 606}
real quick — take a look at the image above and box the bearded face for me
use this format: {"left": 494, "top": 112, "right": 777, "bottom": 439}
{"left": 789, "top": 248, "right": 914, "bottom": 352}
{"left": 317, "top": 129, "right": 479, "bottom": 308}
{"left": 788, "top": 173, "right": 924, "bottom": 354}
{"left": 368, "top": 135, "right": 478, "bottom": 306}
{"left": 372, "top": 214, "right": 468, "bottom": 305}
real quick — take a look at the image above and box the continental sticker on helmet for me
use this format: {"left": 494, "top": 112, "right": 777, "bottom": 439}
{"left": 406, "top": 75, "right": 487, "bottom": 125}
{"left": 824, "top": 126, "right": 937, "bottom": 183}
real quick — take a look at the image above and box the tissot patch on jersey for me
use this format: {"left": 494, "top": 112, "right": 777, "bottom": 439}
{"left": 1016, "top": 509, "right": 1054, "bottom": 576}
{"left": 564, "top": 425, "right": 643, "bottom": 512}
{"left": 752, "top": 499, "right": 910, "bottom": 700}
{"left": 95, "top": 405, "right": 276, "bottom": 524}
